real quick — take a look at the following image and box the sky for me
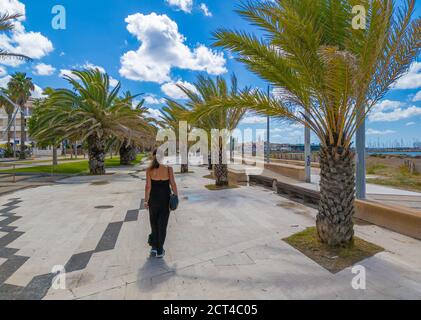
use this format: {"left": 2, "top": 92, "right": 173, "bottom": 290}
{"left": 0, "top": 0, "right": 420, "bottom": 147}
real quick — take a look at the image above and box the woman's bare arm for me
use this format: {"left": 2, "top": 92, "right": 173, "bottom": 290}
{"left": 145, "top": 169, "right": 152, "bottom": 209}
{"left": 169, "top": 167, "right": 178, "bottom": 196}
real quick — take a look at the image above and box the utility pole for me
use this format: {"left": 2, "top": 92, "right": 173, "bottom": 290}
{"left": 304, "top": 110, "right": 311, "bottom": 183}
{"left": 356, "top": 106, "right": 366, "bottom": 199}
{"left": 266, "top": 85, "right": 270, "bottom": 164}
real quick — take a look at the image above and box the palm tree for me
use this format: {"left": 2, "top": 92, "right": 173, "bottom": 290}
{"left": 115, "top": 91, "right": 156, "bottom": 165}
{"left": 209, "top": 0, "right": 420, "bottom": 245}
{"left": 29, "top": 88, "right": 62, "bottom": 166}
{"left": 34, "top": 69, "right": 151, "bottom": 175}
{"left": 0, "top": 13, "right": 31, "bottom": 62}
{"left": 159, "top": 99, "right": 192, "bottom": 173}
{"left": 184, "top": 75, "right": 246, "bottom": 186}
{"left": 7, "top": 72, "right": 34, "bottom": 159}
{"left": 0, "top": 88, "right": 15, "bottom": 154}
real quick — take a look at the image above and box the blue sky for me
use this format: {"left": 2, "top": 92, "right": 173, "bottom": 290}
{"left": 0, "top": 0, "right": 420, "bottom": 147}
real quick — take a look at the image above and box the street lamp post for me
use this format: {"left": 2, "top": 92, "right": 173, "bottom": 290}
{"left": 304, "top": 119, "right": 311, "bottom": 183}
{"left": 266, "top": 85, "right": 270, "bottom": 164}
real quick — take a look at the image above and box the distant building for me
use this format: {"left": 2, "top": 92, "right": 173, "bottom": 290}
{"left": 0, "top": 98, "right": 34, "bottom": 145}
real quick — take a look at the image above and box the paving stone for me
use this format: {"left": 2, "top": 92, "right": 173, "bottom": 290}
{"left": 65, "top": 251, "right": 94, "bottom": 273}
{"left": 0, "top": 283, "right": 24, "bottom": 300}
{"left": 0, "top": 247, "right": 19, "bottom": 258}
{"left": 18, "top": 273, "right": 56, "bottom": 300}
{"left": 95, "top": 221, "right": 123, "bottom": 253}
{"left": 0, "top": 216, "right": 21, "bottom": 227}
{"left": 0, "top": 255, "right": 29, "bottom": 285}
{"left": 0, "top": 231, "right": 24, "bottom": 247}
{"left": 124, "top": 210, "right": 139, "bottom": 222}
{"left": 0, "top": 206, "right": 19, "bottom": 214}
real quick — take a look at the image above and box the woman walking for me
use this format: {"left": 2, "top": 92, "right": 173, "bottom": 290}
{"left": 145, "top": 150, "right": 178, "bottom": 258}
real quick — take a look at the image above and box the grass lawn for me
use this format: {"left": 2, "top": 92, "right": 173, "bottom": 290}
{"left": 0, "top": 154, "right": 145, "bottom": 175}
{"left": 10, "top": 157, "right": 88, "bottom": 165}
{"left": 367, "top": 163, "right": 421, "bottom": 192}
{"left": 284, "top": 227, "right": 384, "bottom": 273}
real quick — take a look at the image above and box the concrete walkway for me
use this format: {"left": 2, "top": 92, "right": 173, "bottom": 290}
{"left": 0, "top": 165, "right": 421, "bottom": 300}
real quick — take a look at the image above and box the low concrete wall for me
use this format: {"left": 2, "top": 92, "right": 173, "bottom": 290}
{"left": 209, "top": 168, "right": 248, "bottom": 185}
{"left": 355, "top": 199, "right": 421, "bottom": 241}
{"left": 264, "top": 163, "right": 306, "bottom": 181}
{"left": 269, "top": 158, "right": 321, "bottom": 168}
{"left": 228, "top": 169, "right": 248, "bottom": 185}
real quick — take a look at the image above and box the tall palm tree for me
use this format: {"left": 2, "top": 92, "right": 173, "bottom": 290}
{"left": 29, "top": 88, "right": 62, "bottom": 165}
{"left": 208, "top": 0, "right": 420, "bottom": 245}
{"left": 33, "top": 69, "right": 151, "bottom": 175}
{"left": 7, "top": 72, "right": 34, "bottom": 159}
{"left": 184, "top": 75, "right": 246, "bottom": 186}
{"left": 0, "top": 13, "right": 31, "bottom": 62}
{"left": 159, "top": 99, "right": 192, "bottom": 173}
{"left": 0, "top": 88, "right": 15, "bottom": 153}
{"left": 117, "top": 93, "right": 156, "bottom": 165}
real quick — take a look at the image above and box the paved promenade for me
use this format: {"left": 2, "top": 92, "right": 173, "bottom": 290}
{"left": 0, "top": 164, "right": 421, "bottom": 299}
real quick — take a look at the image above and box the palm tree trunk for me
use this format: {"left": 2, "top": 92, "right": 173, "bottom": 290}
{"left": 119, "top": 140, "right": 133, "bottom": 165}
{"left": 87, "top": 135, "right": 105, "bottom": 175}
{"left": 316, "top": 145, "right": 355, "bottom": 246}
{"left": 180, "top": 150, "right": 189, "bottom": 173}
{"left": 208, "top": 153, "right": 212, "bottom": 170}
{"left": 52, "top": 144, "right": 58, "bottom": 165}
{"left": 214, "top": 137, "right": 228, "bottom": 186}
{"left": 180, "top": 163, "right": 189, "bottom": 173}
{"left": 19, "top": 109, "right": 26, "bottom": 160}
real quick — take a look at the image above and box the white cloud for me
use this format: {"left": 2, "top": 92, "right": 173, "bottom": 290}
{"left": 144, "top": 94, "right": 166, "bottom": 105}
{"left": 406, "top": 121, "right": 416, "bottom": 126}
{"left": 161, "top": 80, "right": 198, "bottom": 99}
{"left": 109, "top": 77, "right": 119, "bottom": 87}
{"left": 81, "top": 63, "right": 105, "bottom": 73}
{"left": 0, "top": 66, "right": 6, "bottom": 77}
{"left": 30, "top": 84, "right": 45, "bottom": 99}
{"left": 33, "top": 63, "right": 55, "bottom": 76}
{"left": 412, "top": 90, "right": 421, "bottom": 102}
{"left": 60, "top": 63, "right": 119, "bottom": 86}
{"left": 59, "top": 69, "right": 77, "bottom": 80}
{"left": 200, "top": 3, "right": 212, "bottom": 17}
{"left": 0, "top": 75, "right": 11, "bottom": 88}
{"left": 393, "top": 62, "right": 421, "bottom": 90}
{"left": 241, "top": 116, "right": 267, "bottom": 124}
{"left": 371, "top": 100, "right": 404, "bottom": 112}
{"left": 369, "top": 99, "right": 421, "bottom": 122}
{"left": 366, "top": 129, "right": 396, "bottom": 135}
{"left": 147, "top": 107, "right": 163, "bottom": 120}
{"left": 166, "top": 0, "right": 193, "bottom": 13}
{"left": 0, "top": 0, "right": 53, "bottom": 67}
{"left": 0, "top": 0, "right": 25, "bottom": 17}
{"left": 119, "top": 13, "right": 226, "bottom": 83}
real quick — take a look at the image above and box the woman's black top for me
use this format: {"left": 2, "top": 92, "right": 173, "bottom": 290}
{"left": 149, "top": 179, "right": 171, "bottom": 208}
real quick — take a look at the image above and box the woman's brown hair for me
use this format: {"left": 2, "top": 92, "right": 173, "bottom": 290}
{"left": 149, "top": 149, "right": 160, "bottom": 170}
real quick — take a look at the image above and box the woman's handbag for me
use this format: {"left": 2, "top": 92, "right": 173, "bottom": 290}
{"left": 169, "top": 193, "right": 179, "bottom": 211}
{"left": 167, "top": 166, "right": 179, "bottom": 211}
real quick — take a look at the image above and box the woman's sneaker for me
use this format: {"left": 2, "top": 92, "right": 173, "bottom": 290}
{"left": 150, "top": 249, "right": 157, "bottom": 257}
{"left": 156, "top": 249, "right": 165, "bottom": 258}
